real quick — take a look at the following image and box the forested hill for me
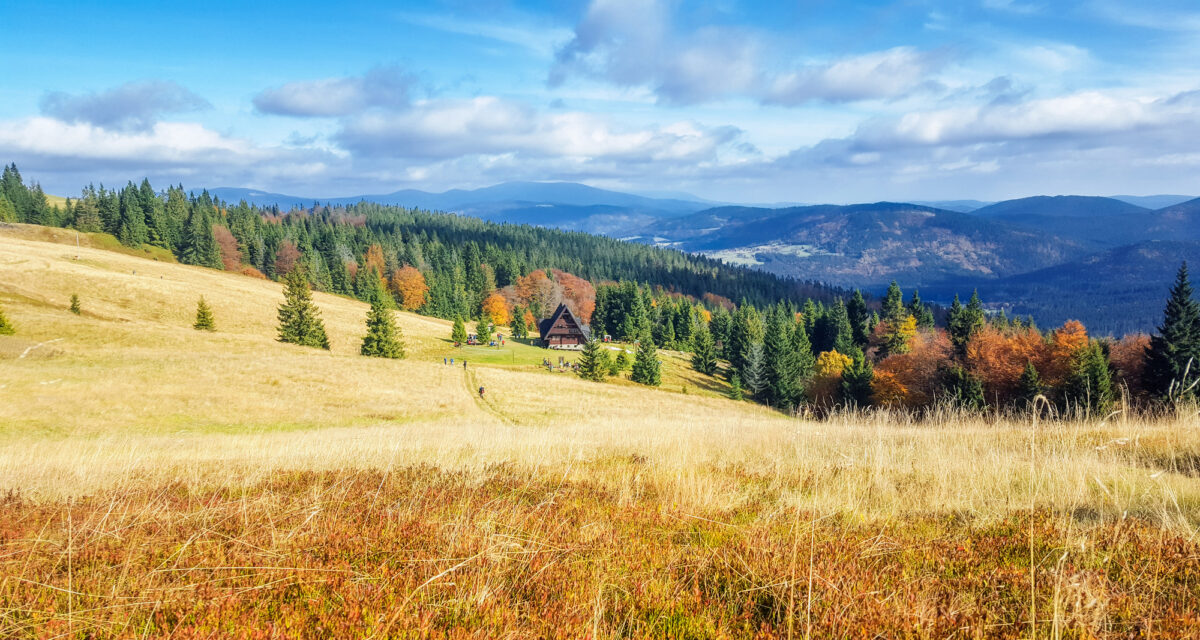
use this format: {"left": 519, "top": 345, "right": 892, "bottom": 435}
{"left": 0, "top": 164, "right": 846, "bottom": 322}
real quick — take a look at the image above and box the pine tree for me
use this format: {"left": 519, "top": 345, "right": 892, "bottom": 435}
{"left": 69, "top": 294, "right": 81, "bottom": 315}
{"left": 841, "top": 353, "right": 874, "bottom": 407}
{"left": 451, "top": 316, "right": 468, "bottom": 343}
{"left": 193, "top": 297, "right": 215, "bottom": 331}
{"left": 740, "top": 341, "right": 766, "bottom": 398}
{"left": 0, "top": 301, "right": 14, "bottom": 335}
{"left": 360, "top": 276, "right": 405, "bottom": 359}
{"left": 277, "top": 267, "right": 330, "bottom": 349}
{"left": 728, "top": 373, "right": 744, "bottom": 400}
{"left": 1015, "top": 361, "right": 1043, "bottom": 409}
{"left": 1143, "top": 262, "right": 1200, "bottom": 401}
{"left": 631, "top": 333, "right": 662, "bottom": 386}
{"left": 1064, "top": 341, "right": 1112, "bottom": 414}
{"left": 577, "top": 338, "right": 608, "bottom": 382}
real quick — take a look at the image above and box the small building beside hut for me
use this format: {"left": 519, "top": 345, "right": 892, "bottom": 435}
{"left": 538, "top": 303, "right": 590, "bottom": 349}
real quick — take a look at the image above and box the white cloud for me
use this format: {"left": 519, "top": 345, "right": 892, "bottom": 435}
{"left": 39, "top": 81, "right": 210, "bottom": 132}
{"left": 552, "top": 0, "right": 944, "bottom": 106}
{"left": 254, "top": 67, "right": 416, "bottom": 117}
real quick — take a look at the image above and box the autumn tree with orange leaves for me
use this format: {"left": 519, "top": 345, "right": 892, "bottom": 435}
{"left": 481, "top": 293, "right": 511, "bottom": 326}
{"left": 390, "top": 266, "right": 428, "bottom": 312}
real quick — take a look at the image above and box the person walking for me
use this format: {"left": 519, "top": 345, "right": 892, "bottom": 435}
{"left": 478, "top": 386, "right": 485, "bottom": 399}
{"left": 463, "top": 360, "right": 467, "bottom": 370}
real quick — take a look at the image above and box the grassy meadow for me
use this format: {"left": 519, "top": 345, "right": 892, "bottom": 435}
{"left": 1, "top": 223, "right": 1198, "bottom": 637}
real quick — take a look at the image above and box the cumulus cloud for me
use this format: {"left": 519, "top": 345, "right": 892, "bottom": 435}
{"left": 253, "top": 67, "right": 416, "bottom": 117}
{"left": 551, "top": 0, "right": 943, "bottom": 105}
{"left": 39, "top": 81, "right": 210, "bottom": 132}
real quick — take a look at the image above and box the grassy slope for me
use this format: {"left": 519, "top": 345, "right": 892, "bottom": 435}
{"left": 1, "top": 223, "right": 1198, "bottom": 636}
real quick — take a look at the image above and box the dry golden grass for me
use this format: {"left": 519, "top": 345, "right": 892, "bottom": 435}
{"left": 2, "top": 224, "right": 1199, "bottom": 636}
{"left": 1, "top": 223, "right": 1199, "bottom": 527}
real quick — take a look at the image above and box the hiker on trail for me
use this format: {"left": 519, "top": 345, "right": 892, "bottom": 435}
{"left": 443, "top": 357, "right": 447, "bottom": 365}
{"left": 478, "top": 386, "right": 485, "bottom": 399}
{"left": 463, "top": 360, "right": 467, "bottom": 370}
{"left": 450, "top": 358, "right": 454, "bottom": 366}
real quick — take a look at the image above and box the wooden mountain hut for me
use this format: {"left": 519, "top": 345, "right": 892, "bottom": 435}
{"left": 538, "top": 303, "right": 590, "bottom": 349}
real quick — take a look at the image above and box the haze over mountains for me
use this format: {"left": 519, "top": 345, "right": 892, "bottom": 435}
{"left": 209, "top": 182, "right": 1199, "bottom": 335}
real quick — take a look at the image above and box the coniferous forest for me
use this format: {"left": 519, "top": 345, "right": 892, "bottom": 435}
{"left": 4, "top": 162, "right": 1198, "bottom": 415}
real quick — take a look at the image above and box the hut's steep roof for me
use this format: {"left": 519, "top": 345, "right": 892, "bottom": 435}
{"left": 538, "top": 303, "right": 590, "bottom": 340}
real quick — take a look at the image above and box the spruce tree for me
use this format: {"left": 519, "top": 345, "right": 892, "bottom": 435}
{"left": 630, "top": 333, "right": 662, "bottom": 386}
{"left": 740, "top": 341, "right": 766, "bottom": 398}
{"left": 511, "top": 308, "right": 528, "bottom": 339}
{"left": 0, "top": 301, "right": 14, "bottom": 335}
{"left": 882, "top": 281, "right": 905, "bottom": 323}
{"left": 841, "top": 353, "right": 874, "bottom": 407}
{"left": 948, "top": 291, "right": 985, "bottom": 358}
{"left": 1064, "top": 342, "right": 1112, "bottom": 414}
{"left": 691, "top": 323, "right": 718, "bottom": 375}
{"left": 193, "top": 296, "right": 215, "bottom": 331}
{"left": 615, "top": 350, "right": 631, "bottom": 372}
{"left": 1015, "top": 361, "right": 1043, "bottom": 409}
{"left": 475, "top": 316, "right": 492, "bottom": 344}
{"left": 1143, "top": 262, "right": 1200, "bottom": 401}
{"left": 764, "top": 308, "right": 800, "bottom": 408}
{"left": 909, "top": 289, "right": 935, "bottom": 328}
{"left": 277, "top": 267, "right": 330, "bottom": 349}
{"left": 577, "top": 338, "right": 608, "bottom": 382}
{"left": 847, "top": 290, "right": 869, "bottom": 348}
{"left": 0, "top": 194, "right": 17, "bottom": 223}
{"left": 451, "top": 316, "right": 468, "bottom": 343}
{"left": 728, "top": 373, "right": 744, "bottom": 400}
{"left": 942, "top": 366, "right": 985, "bottom": 411}
{"left": 360, "top": 279, "right": 405, "bottom": 359}
{"left": 69, "top": 294, "right": 81, "bottom": 315}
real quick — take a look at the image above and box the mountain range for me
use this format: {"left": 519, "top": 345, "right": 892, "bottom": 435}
{"left": 208, "top": 182, "right": 1199, "bottom": 335}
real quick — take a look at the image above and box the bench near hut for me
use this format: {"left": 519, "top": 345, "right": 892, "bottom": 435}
{"left": 538, "top": 303, "right": 589, "bottom": 349}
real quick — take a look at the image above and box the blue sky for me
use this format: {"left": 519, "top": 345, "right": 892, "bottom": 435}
{"left": 2, "top": 0, "right": 1198, "bottom": 202}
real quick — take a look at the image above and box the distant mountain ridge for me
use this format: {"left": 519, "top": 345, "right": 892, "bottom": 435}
{"left": 203, "top": 181, "right": 1197, "bottom": 333}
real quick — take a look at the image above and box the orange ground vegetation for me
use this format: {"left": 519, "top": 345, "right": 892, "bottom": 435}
{"left": 2, "top": 469, "right": 1196, "bottom": 638}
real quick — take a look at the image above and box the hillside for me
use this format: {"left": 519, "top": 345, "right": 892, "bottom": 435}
{"left": 970, "top": 195, "right": 1150, "bottom": 218}
{"left": 641, "top": 202, "right": 1084, "bottom": 287}
{"left": 2, "top": 225, "right": 1199, "bottom": 636}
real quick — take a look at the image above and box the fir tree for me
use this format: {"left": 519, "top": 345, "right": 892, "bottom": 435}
{"left": 360, "top": 278, "right": 405, "bottom": 359}
{"left": 1064, "top": 342, "right": 1112, "bottom": 414}
{"left": 740, "top": 341, "right": 766, "bottom": 398}
{"left": 193, "top": 297, "right": 215, "bottom": 331}
{"left": 0, "top": 301, "right": 14, "bottom": 335}
{"left": 728, "top": 373, "right": 744, "bottom": 400}
{"left": 451, "top": 316, "right": 468, "bottom": 343}
{"left": 691, "top": 322, "right": 718, "bottom": 375}
{"left": 841, "top": 353, "right": 874, "bottom": 407}
{"left": 69, "top": 294, "right": 81, "bottom": 315}
{"left": 277, "top": 267, "right": 329, "bottom": 349}
{"left": 631, "top": 333, "right": 662, "bottom": 386}
{"left": 1143, "top": 262, "right": 1200, "bottom": 401}
{"left": 1015, "top": 361, "right": 1043, "bottom": 409}
{"left": 577, "top": 338, "right": 608, "bottom": 382}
